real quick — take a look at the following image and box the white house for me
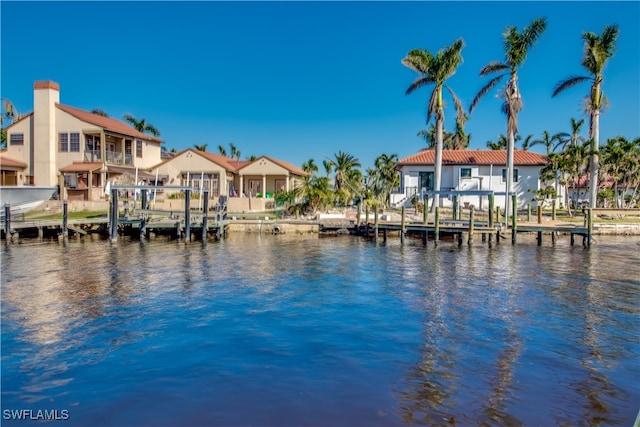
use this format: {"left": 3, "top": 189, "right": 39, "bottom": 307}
{"left": 392, "top": 149, "right": 558, "bottom": 210}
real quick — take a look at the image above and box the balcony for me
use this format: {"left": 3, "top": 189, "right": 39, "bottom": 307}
{"left": 83, "top": 150, "right": 133, "bottom": 165}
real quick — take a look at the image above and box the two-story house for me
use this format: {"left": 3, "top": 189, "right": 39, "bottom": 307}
{"left": 2, "top": 81, "right": 163, "bottom": 200}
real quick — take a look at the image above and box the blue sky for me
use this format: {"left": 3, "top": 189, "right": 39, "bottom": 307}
{"left": 2, "top": 1, "right": 639, "bottom": 170}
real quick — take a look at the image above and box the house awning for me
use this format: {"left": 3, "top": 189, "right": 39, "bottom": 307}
{"left": 59, "top": 162, "right": 103, "bottom": 173}
{"left": 108, "top": 166, "right": 168, "bottom": 182}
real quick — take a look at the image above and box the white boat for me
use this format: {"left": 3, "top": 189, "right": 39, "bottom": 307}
{"left": 0, "top": 186, "right": 59, "bottom": 218}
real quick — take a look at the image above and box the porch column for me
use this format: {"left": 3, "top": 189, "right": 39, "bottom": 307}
{"left": 121, "top": 136, "right": 125, "bottom": 165}
{"left": 101, "top": 131, "right": 106, "bottom": 164}
{"left": 262, "top": 175, "right": 266, "bottom": 196}
{"left": 285, "top": 173, "right": 290, "bottom": 192}
{"left": 87, "top": 169, "right": 93, "bottom": 201}
{"left": 239, "top": 175, "right": 244, "bottom": 196}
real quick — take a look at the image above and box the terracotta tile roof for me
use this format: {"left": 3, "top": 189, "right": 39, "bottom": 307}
{"left": 0, "top": 154, "right": 28, "bottom": 168}
{"left": 56, "top": 104, "right": 163, "bottom": 143}
{"left": 196, "top": 150, "right": 245, "bottom": 171}
{"left": 397, "top": 149, "right": 548, "bottom": 166}
{"left": 59, "top": 162, "right": 103, "bottom": 172}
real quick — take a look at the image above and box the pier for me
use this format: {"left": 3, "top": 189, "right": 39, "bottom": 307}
{"left": 2, "top": 186, "right": 229, "bottom": 243}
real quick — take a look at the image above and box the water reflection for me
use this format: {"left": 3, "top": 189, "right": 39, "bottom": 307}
{"left": 1, "top": 235, "right": 638, "bottom": 426}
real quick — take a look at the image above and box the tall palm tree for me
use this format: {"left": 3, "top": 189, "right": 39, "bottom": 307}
{"left": 520, "top": 134, "right": 534, "bottom": 151}
{"left": 552, "top": 24, "right": 619, "bottom": 207}
{"left": 403, "top": 38, "right": 465, "bottom": 209}
{"left": 470, "top": 17, "right": 547, "bottom": 215}
{"left": 601, "top": 136, "right": 640, "bottom": 208}
{"left": 327, "top": 151, "right": 362, "bottom": 206}
{"left": 229, "top": 142, "right": 241, "bottom": 162}
{"left": 194, "top": 144, "right": 207, "bottom": 151}
{"left": 374, "top": 153, "right": 400, "bottom": 207}
{"left": 218, "top": 145, "right": 227, "bottom": 156}
{"left": 123, "top": 114, "right": 160, "bottom": 137}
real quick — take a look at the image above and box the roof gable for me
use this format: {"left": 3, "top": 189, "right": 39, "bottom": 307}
{"left": 397, "top": 150, "right": 548, "bottom": 166}
{"left": 0, "top": 154, "right": 28, "bottom": 168}
{"left": 56, "top": 104, "right": 163, "bottom": 143}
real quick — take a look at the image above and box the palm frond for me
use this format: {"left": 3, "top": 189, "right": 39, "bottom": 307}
{"left": 552, "top": 75, "right": 591, "bottom": 97}
{"left": 445, "top": 85, "right": 465, "bottom": 125}
{"left": 469, "top": 74, "right": 506, "bottom": 113}
{"left": 426, "top": 89, "right": 438, "bottom": 124}
{"left": 479, "top": 61, "right": 509, "bottom": 76}
{"left": 405, "top": 77, "right": 435, "bottom": 95}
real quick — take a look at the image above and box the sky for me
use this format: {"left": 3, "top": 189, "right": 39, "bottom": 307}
{"left": 1, "top": 1, "right": 639, "bottom": 170}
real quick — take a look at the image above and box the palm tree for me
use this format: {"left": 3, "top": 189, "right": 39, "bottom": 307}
{"left": 403, "top": 38, "right": 465, "bottom": 209}
{"left": 91, "top": 108, "right": 109, "bottom": 117}
{"left": 229, "top": 142, "right": 241, "bottom": 162}
{"left": 327, "top": 151, "right": 362, "bottom": 206}
{"left": 194, "top": 144, "right": 207, "bottom": 151}
{"left": 552, "top": 24, "right": 619, "bottom": 207}
{"left": 553, "top": 118, "right": 587, "bottom": 152}
{"left": 301, "top": 158, "right": 319, "bottom": 175}
{"left": 520, "top": 134, "right": 534, "bottom": 151}
{"left": 218, "top": 145, "right": 227, "bottom": 156}
{"left": 123, "top": 114, "right": 160, "bottom": 137}
{"left": 601, "top": 136, "right": 640, "bottom": 208}
{"left": 373, "top": 153, "right": 400, "bottom": 207}
{"left": 531, "top": 130, "right": 563, "bottom": 155}
{"left": 470, "top": 17, "right": 547, "bottom": 216}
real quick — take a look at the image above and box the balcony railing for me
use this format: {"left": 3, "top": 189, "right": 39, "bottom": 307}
{"left": 84, "top": 150, "right": 133, "bottom": 165}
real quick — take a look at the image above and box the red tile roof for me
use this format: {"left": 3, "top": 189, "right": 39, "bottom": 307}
{"left": 0, "top": 154, "right": 28, "bottom": 168}
{"left": 253, "top": 156, "right": 309, "bottom": 176}
{"left": 56, "top": 104, "right": 163, "bottom": 143}
{"left": 59, "top": 162, "right": 103, "bottom": 172}
{"left": 397, "top": 149, "right": 548, "bottom": 166}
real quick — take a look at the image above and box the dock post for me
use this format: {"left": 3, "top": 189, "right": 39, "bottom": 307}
{"left": 423, "top": 195, "right": 428, "bottom": 224}
{"left": 434, "top": 207, "right": 440, "bottom": 244}
{"left": 374, "top": 207, "right": 379, "bottom": 243}
{"left": 468, "top": 206, "right": 475, "bottom": 245}
{"left": 4, "top": 204, "right": 10, "bottom": 240}
{"left": 488, "top": 194, "right": 494, "bottom": 246}
{"left": 537, "top": 204, "right": 543, "bottom": 246}
{"left": 383, "top": 228, "right": 387, "bottom": 243}
{"left": 586, "top": 208, "right": 593, "bottom": 248}
{"left": 141, "top": 189, "right": 148, "bottom": 211}
{"left": 356, "top": 203, "right": 361, "bottom": 236}
{"left": 365, "top": 205, "right": 369, "bottom": 237}
{"left": 202, "top": 190, "right": 209, "bottom": 241}
{"left": 184, "top": 189, "right": 191, "bottom": 242}
{"left": 570, "top": 233, "right": 575, "bottom": 246}
{"left": 458, "top": 232, "right": 463, "bottom": 247}
{"left": 527, "top": 204, "right": 531, "bottom": 222}
{"left": 552, "top": 202, "right": 556, "bottom": 221}
{"left": 400, "top": 206, "right": 405, "bottom": 245}
{"left": 511, "top": 195, "right": 517, "bottom": 244}
{"left": 452, "top": 196, "right": 458, "bottom": 220}
{"left": 110, "top": 189, "right": 118, "bottom": 242}
{"left": 62, "top": 200, "right": 68, "bottom": 238}
{"left": 140, "top": 216, "right": 146, "bottom": 241}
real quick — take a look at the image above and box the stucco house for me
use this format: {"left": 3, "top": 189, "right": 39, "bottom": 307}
{"left": 392, "top": 149, "right": 559, "bottom": 210}
{"left": 2, "top": 81, "right": 164, "bottom": 200}
{"left": 153, "top": 149, "right": 308, "bottom": 211}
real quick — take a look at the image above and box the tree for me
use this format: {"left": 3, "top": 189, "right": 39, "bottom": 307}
{"left": 531, "top": 130, "right": 563, "bottom": 155}
{"left": 601, "top": 136, "right": 640, "bottom": 208}
{"left": 194, "top": 144, "right": 208, "bottom": 151}
{"left": 371, "top": 153, "right": 400, "bottom": 207}
{"left": 520, "top": 134, "right": 534, "bottom": 151}
{"left": 403, "top": 38, "right": 465, "bottom": 209}
{"left": 91, "top": 109, "right": 109, "bottom": 117}
{"left": 327, "top": 151, "right": 362, "bottom": 206}
{"left": 553, "top": 118, "right": 587, "bottom": 152}
{"left": 218, "top": 145, "right": 227, "bottom": 156}
{"left": 470, "top": 17, "right": 547, "bottom": 216}
{"left": 229, "top": 142, "right": 241, "bottom": 162}
{"left": 552, "top": 24, "right": 619, "bottom": 207}
{"left": 123, "top": 114, "right": 160, "bottom": 137}
{"left": 301, "top": 158, "right": 319, "bottom": 175}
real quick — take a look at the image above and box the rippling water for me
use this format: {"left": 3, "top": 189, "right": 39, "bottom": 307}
{"left": 1, "top": 234, "right": 639, "bottom": 426}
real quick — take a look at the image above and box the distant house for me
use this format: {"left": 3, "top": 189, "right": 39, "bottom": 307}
{"left": 392, "top": 149, "right": 556, "bottom": 209}
{"left": 152, "top": 149, "right": 309, "bottom": 211}
{"left": 3, "top": 81, "right": 164, "bottom": 200}
{"left": 0, "top": 155, "right": 28, "bottom": 186}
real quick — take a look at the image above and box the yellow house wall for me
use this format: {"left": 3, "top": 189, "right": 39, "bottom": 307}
{"left": 4, "top": 117, "right": 32, "bottom": 180}
{"left": 156, "top": 151, "right": 229, "bottom": 197}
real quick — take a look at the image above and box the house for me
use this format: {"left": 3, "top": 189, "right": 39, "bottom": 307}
{"left": 2, "top": 81, "right": 164, "bottom": 200}
{"left": 0, "top": 155, "right": 28, "bottom": 186}
{"left": 392, "top": 149, "right": 556, "bottom": 209}
{"left": 153, "top": 149, "right": 308, "bottom": 211}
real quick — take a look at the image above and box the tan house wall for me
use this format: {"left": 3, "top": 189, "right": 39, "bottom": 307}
{"left": 155, "top": 151, "right": 229, "bottom": 198}
{"left": 4, "top": 118, "right": 32, "bottom": 181}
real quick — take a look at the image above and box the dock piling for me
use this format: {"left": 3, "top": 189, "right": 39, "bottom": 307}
{"left": 202, "top": 190, "right": 209, "bottom": 241}
{"left": 110, "top": 189, "right": 118, "bottom": 242}
{"left": 400, "top": 206, "right": 405, "bottom": 244}
{"left": 434, "top": 207, "right": 440, "bottom": 244}
{"left": 374, "top": 207, "right": 379, "bottom": 243}
{"left": 184, "top": 189, "right": 191, "bottom": 242}
{"left": 4, "top": 204, "right": 10, "bottom": 240}
{"left": 62, "top": 200, "right": 68, "bottom": 237}
{"left": 511, "top": 195, "right": 517, "bottom": 244}
{"left": 468, "top": 206, "right": 475, "bottom": 245}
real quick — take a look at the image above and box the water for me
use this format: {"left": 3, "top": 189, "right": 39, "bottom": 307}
{"left": 1, "top": 234, "right": 639, "bottom": 426}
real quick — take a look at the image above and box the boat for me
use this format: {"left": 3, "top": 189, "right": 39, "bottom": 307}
{"left": 0, "top": 186, "right": 59, "bottom": 219}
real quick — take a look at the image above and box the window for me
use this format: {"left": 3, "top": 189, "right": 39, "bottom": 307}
{"left": 85, "top": 135, "right": 101, "bottom": 151}
{"left": 9, "top": 133, "right": 24, "bottom": 145}
{"left": 501, "top": 169, "right": 519, "bottom": 183}
{"left": 70, "top": 133, "right": 80, "bottom": 152}
{"left": 460, "top": 168, "right": 472, "bottom": 178}
{"left": 59, "top": 133, "right": 69, "bottom": 152}
{"left": 136, "top": 140, "right": 143, "bottom": 158}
